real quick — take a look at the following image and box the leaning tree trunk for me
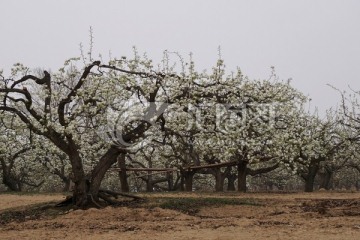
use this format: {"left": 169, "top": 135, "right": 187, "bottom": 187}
{"left": 237, "top": 160, "right": 248, "bottom": 192}
{"left": 89, "top": 147, "right": 122, "bottom": 200}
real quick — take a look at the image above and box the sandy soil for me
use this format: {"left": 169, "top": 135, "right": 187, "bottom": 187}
{"left": 1, "top": 192, "right": 360, "bottom": 239}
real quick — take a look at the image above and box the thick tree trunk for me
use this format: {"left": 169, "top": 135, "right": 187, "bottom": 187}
{"left": 304, "top": 176, "right": 316, "bottom": 192}
{"left": 68, "top": 151, "right": 88, "bottom": 207}
{"left": 72, "top": 178, "right": 89, "bottom": 207}
{"left": 319, "top": 168, "right": 333, "bottom": 190}
{"left": 117, "top": 154, "right": 130, "bottom": 192}
{"left": 146, "top": 179, "right": 153, "bottom": 192}
{"left": 227, "top": 174, "right": 237, "bottom": 191}
{"left": 304, "top": 163, "right": 319, "bottom": 192}
{"left": 214, "top": 168, "right": 226, "bottom": 192}
{"left": 184, "top": 174, "right": 194, "bottom": 192}
{"left": 172, "top": 174, "right": 181, "bottom": 191}
{"left": 182, "top": 170, "right": 195, "bottom": 192}
{"left": 2, "top": 174, "right": 21, "bottom": 191}
{"left": 1, "top": 163, "right": 21, "bottom": 191}
{"left": 237, "top": 160, "right": 248, "bottom": 192}
{"left": 167, "top": 172, "right": 174, "bottom": 191}
{"left": 67, "top": 146, "right": 122, "bottom": 208}
{"left": 89, "top": 147, "right": 121, "bottom": 198}
{"left": 61, "top": 137, "right": 88, "bottom": 207}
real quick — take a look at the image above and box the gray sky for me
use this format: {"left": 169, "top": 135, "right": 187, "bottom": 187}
{"left": 1, "top": 0, "right": 360, "bottom": 114}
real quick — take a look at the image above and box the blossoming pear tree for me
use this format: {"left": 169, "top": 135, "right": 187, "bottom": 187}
{"left": 283, "top": 109, "right": 351, "bottom": 192}
{"left": 0, "top": 49, "right": 219, "bottom": 207}
{"left": 0, "top": 52, "right": 188, "bottom": 207}
{"left": 3, "top": 49, "right": 357, "bottom": 202}
{"left": 155, "top": 59, "right": 308, "bottom": 192}
{"left": 0, "top": 112, "right": 45, "bottom": 190}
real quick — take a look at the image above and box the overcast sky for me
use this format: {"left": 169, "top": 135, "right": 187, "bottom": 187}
{"left": 1, "top": 0, "right": 360, "bottom": 114}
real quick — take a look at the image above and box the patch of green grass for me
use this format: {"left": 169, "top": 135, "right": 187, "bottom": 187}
{"left": 156, "top": 197, "right": 261, "bottom": 215}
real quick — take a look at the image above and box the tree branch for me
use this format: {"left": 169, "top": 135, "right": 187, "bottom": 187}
{"left": 57, "top": 61, "right": 100, "bottom": 126}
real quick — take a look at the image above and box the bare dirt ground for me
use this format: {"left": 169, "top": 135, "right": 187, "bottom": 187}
{"left": 1, "top": 192, "right": 360, "bottom": 239}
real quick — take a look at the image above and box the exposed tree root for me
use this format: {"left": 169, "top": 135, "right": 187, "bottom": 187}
{"left": 99, "top": 189, "right": 143, "bottom": 200}
{"left": 55, "top": 190, "right": 144, "bottom": 208}
{"left": 55, "top": 196, "right": 73, "bottom": 207}
{"left": 98, "top": 192, "right": 119, "bottom": 205}
{"left": 89, "top": 194, "right": 103, "bottom": 208}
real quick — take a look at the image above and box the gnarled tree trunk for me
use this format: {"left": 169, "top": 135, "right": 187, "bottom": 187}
{"left": 89, "top": 147, "right": 122, "bottom": 200}
{"left": 63, "top": 146, "right": 125, "bottom": 208}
